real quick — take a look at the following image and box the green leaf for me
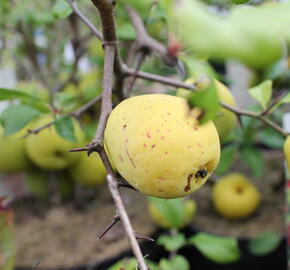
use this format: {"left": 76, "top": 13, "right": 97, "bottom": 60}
{"left": 215, "top": 144, "right": 238, "bottom": 175}
{"left": 157, "top": 233, "right": 186, "bottom": 252}
{"left": 54, "top": 116, "right": 76, "bottom": 142}
{"left": 188, "top": 78, "right": 219, "bottom": 124}
{"left": 52, "top": 0, "right": 72, "bottom": 19}
{"left": 248, "top": 80, "right": 272, "bottom": 110}
{"left": 148, "top": 197, "right": 185, "bottom": 228}
{"left": 0, "top": 88, "right": 39, "bottom": 101}
{"left": 0, "top": 105, "right": 42, "bottom": 135}
{"left": 240, "top": 147, "right": 264, "bottom": 179}
{"left": 159, "top": 255, "right": 190, "bottom": 270}
{"left": 256, "top": 128, "right": 284, "bottom": 149}
{"left": 188, "top": 233, "right": 240, "bottom": 264}
{"left": 108, "top": 257, "right": 158, "bottom": 270}
{"left": 249, "top": 231, "right": 281, "bottom": 256}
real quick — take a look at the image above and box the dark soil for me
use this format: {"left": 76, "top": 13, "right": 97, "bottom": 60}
{"left": 14, "top": 150, "right": 286, "bottom": 268}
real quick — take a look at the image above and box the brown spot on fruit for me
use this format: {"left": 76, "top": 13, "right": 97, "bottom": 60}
{"left": 158, "top": 177, "right": 167, "bottom": 181}
{"left": 146, "top": 132, "right": 151, "bottom": 138}
{"left": 195, "top": 168, "right": 208, "bottom": 179}
{"left": 184, "top": 173, "right": 193, "bottom": 192}
{"left": 161, "top": 136, "right": 165, "bottom": 140}
{"left": 158, "top": 189, "right": 164, "bottom": 192}
{"left": 122, "top": 124, "right": 127, "bottom": 129}
{"left": 143, "top": 144, "right": 147, "bottom": 147}
{"left": 151, "top": 144, "right": 156, "bottom": 149}
{"left": 118, "top": 155, "right": 124, "bottom": 162}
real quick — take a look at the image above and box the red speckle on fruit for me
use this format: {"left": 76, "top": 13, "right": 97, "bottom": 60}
{"left": 156, "top": 129, "right": 160, "bottom": 133}
{"left": 161, "top": 136, "right": 165, "bottom": 140}
{"left": 143, "top": 144, "right": 147, "bottom": 147}
{"left": 158, "top": 177, "right": 167, "bottom": 181}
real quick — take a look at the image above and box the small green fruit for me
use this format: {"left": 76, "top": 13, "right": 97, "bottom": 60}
{"left": 0, "top": 126, "right": 30, "bottom": 172}
{"left": 69, "top": 152, "right": 106, "bottom": 187}
{"left": 25, "top": 116, "right": 84, "bottom": 171}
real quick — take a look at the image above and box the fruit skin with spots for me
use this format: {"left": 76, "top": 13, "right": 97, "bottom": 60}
{"left": 177, "top": 78, "right": 237, "bottom": 141}
{"left": 212, "top": 172, "right": 260, "bottom": 219}
{"left": 25, "top": 116, "right": 84, "bottom": 171}
{"left": 284, "top": 135, "right": 290, "bottom": 174}
{"left": 69, "top": 152, "right": 106, "bottom": 187}
{"left": 104, "top": 94, "right": 220, "bottom": 199}
{"left": 0, "top": 126, "right": 30, "bottom": 172}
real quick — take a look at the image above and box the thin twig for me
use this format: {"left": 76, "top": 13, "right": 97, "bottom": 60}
{"left": 221, "top": 102, "right": 289, "bottom": 137}
{"left": 67, "top": 0, "right": 102, "bottom": 41}
{"left": 22, "top": 95, "right": 102, "bottom": 138}
{"left": 261, "top": 90, "right": 288, "bottom": 116}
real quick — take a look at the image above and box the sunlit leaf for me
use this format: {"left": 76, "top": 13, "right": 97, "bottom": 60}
{"left": 248, "top": 80, "right": 272, "bottom": 110}
{"left": 188, "top": 233, "right": 240, "bottom": 264}
{"left": 0, "top": 105, "right": 42, "bottom": 135}
{"left": 158, "top": 233, "right": 186, "bottom": 252}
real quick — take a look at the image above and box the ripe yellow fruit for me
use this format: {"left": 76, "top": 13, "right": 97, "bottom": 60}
{"left": 104, "top": 94, "right": 220, "bottom": 198}
{"left": 176, "top": 79, "right": 237, "bottom": 141}
{"left": 0, "top": 126, "right": 30, "bottom": 172}
{"left": 212, "top": 173, "right": 260, "bottom": 219}
{"left": 148, "top": 198, "right": 197, "bottom": 229}
{"left": 25, "top": 116, "right": 84, "bottom": 170}
{"left": 284, "top": 136, "right": 290, "bottom": 173}
{"left": 69, "top": 152, "right": 106, "bottom": 187}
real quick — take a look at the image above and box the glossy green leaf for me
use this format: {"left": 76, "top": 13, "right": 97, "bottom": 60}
{"left": 215, "top": 144, "right": 238, "bottom": 175}
{"left": 248, "top": 80, "right": 272, "bottom": 110}
{"left": 159, "top": 255, "right": 190, "bottom": 270}
{"left": 108, "top": 257, "right": 158, "bottom": 270}
{"left": 54, "top": 116, "right": 76, "bottom": 142}
{"left": 249, "top": 231, "right": 281, "bottom": 256}
{"left": 0, "top": 105, "right": 42, "bottom": 135}
{"left": 188, "top": 78, "right": 219, "bottom": 124}
{"left": 240, "top": 147, "right": 264, "bottom": 179}
{"left": 52, "top": 0, "right": 72, "bottom": 19}
{"left": 148, "top": 197, "right": 185, "bottom": 228}
{"left": 0, "top": 88, "right": 39, "bottom": 101}
{"left": 158, "top": 233, "right": 186, "bottom": 252}
{"left": 188, "top": 233, "right": 240, "bottom": 264}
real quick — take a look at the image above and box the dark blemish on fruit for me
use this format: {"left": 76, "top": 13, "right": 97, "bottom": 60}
{"left": 146, "top": 132, "right": 151, "bottom": 138}
{"left": 151, "top": 144, "right": 156, "bottom": 149}
{"left": 186, "top": 122, "right": 190, "bottom": 125}
{"left": 54, "top": 150, "right": 63, "bottom": 157}
{"left": 165, "top": 152, "right": 168, "bottom": 155}
{"left": 202, "top": 151, "right": 204, "bottom": 155}
{"left": 197, "top": 143, "right": 201, "bottom": 146}
{"left": 193, "top": 127, "right": 198, "bottom": 131}
{"left": 156, "top": 129, "right": 160, "bottom": 132}
{"left": 195, "top": 169, "right": 208, "bottom": 179}
{"left": 143, "top": 144, "right": 147, "bottom": 147}
{"left": 184, "top": 173, "right": 193, "bottom": 192}
{"left": 158, "top": 189, "right": 164, "bottom": 192}
{"left": 118, "top": 155, "right": 124, "bottom": 162}
{"left": 187, "top": 145, "right": 191, "bottom": 149}
{"left": 161, "top": 136, "right": 165, "bottom": 140}
{"left": 167, "top": 112, "right": 171, "bottom": 116}
{"left": 122, "top": 124, "right": 127, "bottom": 129}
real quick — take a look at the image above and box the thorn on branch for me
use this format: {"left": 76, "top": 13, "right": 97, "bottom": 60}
{"left": 135, "top": 232, "right": 155, "bottom": 242}
{"left": 97, "top": 214, "right": 120, "bottom": 240}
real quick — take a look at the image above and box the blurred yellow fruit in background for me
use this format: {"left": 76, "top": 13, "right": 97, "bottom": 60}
{"left": 212, "top": 173, "right": 260, "bottom": 219}
{"left": 69, "top": 152, "right": 106, "bottom": 187}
